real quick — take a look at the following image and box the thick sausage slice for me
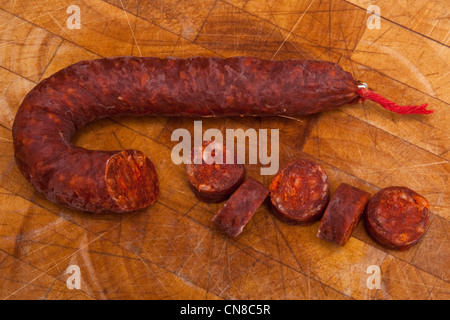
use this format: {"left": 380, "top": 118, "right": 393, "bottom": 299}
{"left": 212, "top": 177, "right": 269, "bottom": 237}
{"left": 269, "top": 158, "right": 330, "bottom": 224}
{"left": 186, "top": 140, "right": 245, "bottom": 203}
{"left": 317, "top": 183, "right": 371, "bottom": 246}
{"left": 364, "top": 186, "right": 430, "bottom": 250}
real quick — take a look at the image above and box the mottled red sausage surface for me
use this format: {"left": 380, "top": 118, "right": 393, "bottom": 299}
{"left": 364, "top": 186, "right": 430, "bottom": 250}
{"left": 317, "top": 183, "right": 371, "bottom": 246}
{"left": 13, "top": 56, "right": 359, "bottom": 213}
{"left": 185, "top": 140, "right": 245, "bottom": 203}
{"left": 212, "top": 177, "right": 269, "bottom": 238}
{"left": 269, "top": 158, "right": 330, "bottom": 224}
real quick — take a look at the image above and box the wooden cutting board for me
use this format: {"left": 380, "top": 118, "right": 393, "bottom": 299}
{"left": 0, "top": 0, "right": 448, "bottom": 300}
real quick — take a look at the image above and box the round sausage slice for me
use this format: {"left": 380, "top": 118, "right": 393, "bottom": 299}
{"left": 364, "top": 186, "right": 430, "bottom": 250}
{"left": 269, "top": 158, "right": 330, "bottom": 224}
{"left": 186, "top": 140, "right": 245, "bottom": 203}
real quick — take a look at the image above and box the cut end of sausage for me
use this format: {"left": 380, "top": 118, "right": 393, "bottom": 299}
{"left": 105, "top": 150, "right": 159, "bottom": 212}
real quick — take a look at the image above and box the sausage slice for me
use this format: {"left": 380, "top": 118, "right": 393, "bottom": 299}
{"left": 186, "top": 140, "right": 245, "bottom": 203}
{"left": 212, "top": 177, "right": 269, "bottom": 238}
{"left": 364, "top": 186, "right": 430, "bottom": 250}
{"left": 317, "top": 183, "right": 371, "bottom": 246}
{"left": 269, "top": 158, "right": 330, "bottom": 224}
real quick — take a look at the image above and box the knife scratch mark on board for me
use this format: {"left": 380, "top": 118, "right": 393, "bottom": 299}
{"left": 0, "top": 217, "right": 132, "bottom": 300}
{"left": 272, "top": 0, "right": 316, "bottom": 59}
{"left": 118, "top": 0, "right": 142, "bottom": 57}
{"left": 77, "top": 233, "right": 108, "bottom": 299}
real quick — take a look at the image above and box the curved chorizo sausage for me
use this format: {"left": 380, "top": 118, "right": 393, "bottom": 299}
{"left": 13, "top": 56, "right": 430, "bottom": 213}
{"left": 13, "top": 57, "right": 358, "bottom": 213}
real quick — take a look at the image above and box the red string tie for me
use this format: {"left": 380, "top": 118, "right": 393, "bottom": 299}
{"left": 356, "top": 87, "right": 433, "bottom": 115}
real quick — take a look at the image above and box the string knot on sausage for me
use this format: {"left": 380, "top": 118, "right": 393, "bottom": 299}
{"left": 357, "top": 88, "right": 433, "bottom": 114}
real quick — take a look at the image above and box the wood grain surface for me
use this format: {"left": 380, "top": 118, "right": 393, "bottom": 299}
{"left": 0, "top": 0, "right": 448, "bottom": 300}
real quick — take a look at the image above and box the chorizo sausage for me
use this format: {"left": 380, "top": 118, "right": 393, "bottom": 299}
{"left": 268, "top": 158, "right": 330, "bottom": 224}
{"left": 364, "top": 186, "right": 430, "bottom": 250}
{"left": 12, "top": 56, "right": 430, "bottom": 213}
{"left": 212, "top": 177, "right": 269, "bottom": 238}
{"left": 12, "top": 57, "right": 358, "bottom": 213}
{"left": 317, "top": 183, "right": 371, "bottom": 246}
{"left": 185, "top": 140, "right": 245, "bottom": 202}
